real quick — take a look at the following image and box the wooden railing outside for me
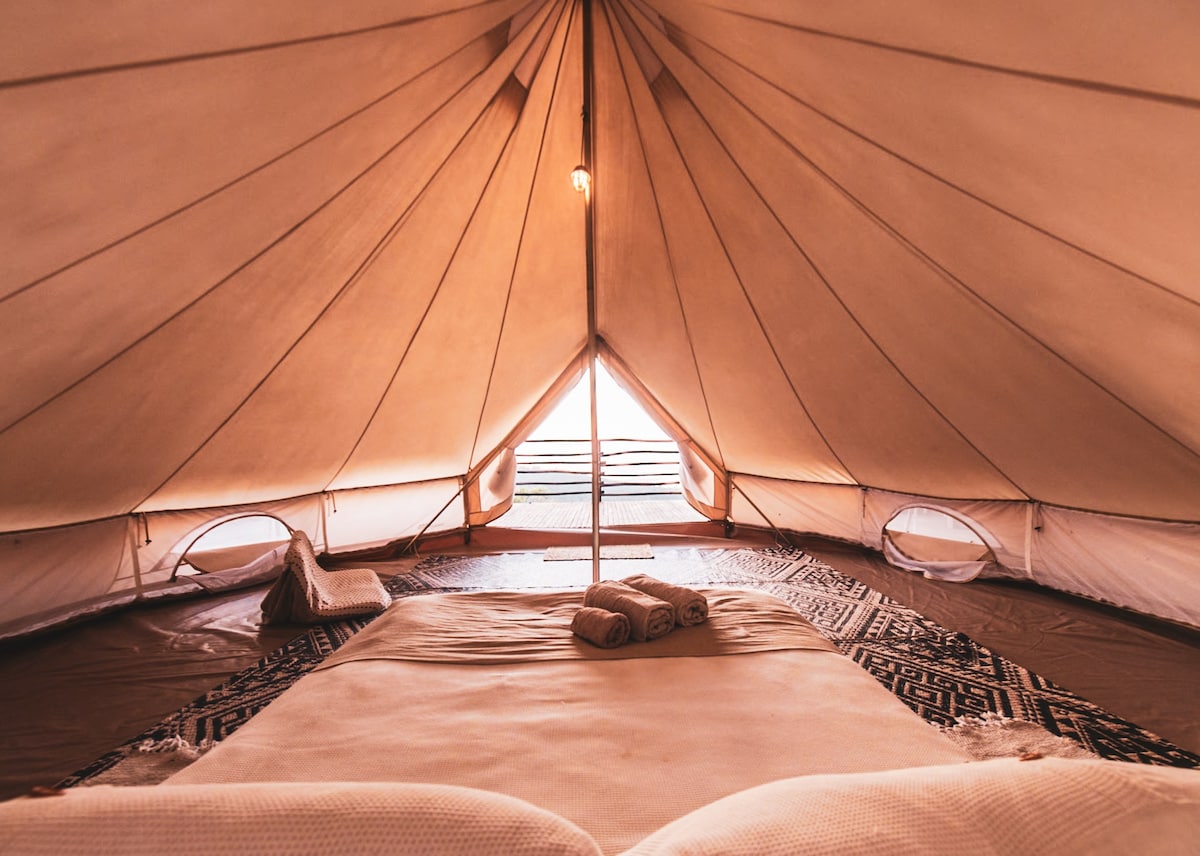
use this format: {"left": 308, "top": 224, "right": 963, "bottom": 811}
{"left": 514, "top": 438, "right": 682, "bottom": 501}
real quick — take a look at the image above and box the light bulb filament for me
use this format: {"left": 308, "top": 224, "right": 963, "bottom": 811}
{"left": 571, "top": 165, "right": 591, "bottom": 194}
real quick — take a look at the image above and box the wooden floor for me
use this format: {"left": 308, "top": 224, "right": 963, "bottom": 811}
{"left": 497, "top": 498, "right": 707, "bottom": 528}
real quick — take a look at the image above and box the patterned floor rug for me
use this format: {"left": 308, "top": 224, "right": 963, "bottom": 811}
{"left": 59, "top": 546, "right": 1199, "bottom": 787}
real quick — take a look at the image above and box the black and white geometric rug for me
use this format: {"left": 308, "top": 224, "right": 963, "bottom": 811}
{"left": 59, "top": 546, "right": 1199, "bottom": 787}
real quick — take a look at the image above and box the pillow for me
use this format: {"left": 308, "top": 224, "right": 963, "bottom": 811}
{"left": 0, "top": 781, "right": 602, "bottom": 856}
{"left": 622, "top": 758, "right": 1200, "bottom": 855}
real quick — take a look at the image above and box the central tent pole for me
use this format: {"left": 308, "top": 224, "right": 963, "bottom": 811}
{"left": 581, "top": 0, "right": 600, "bottom": 583}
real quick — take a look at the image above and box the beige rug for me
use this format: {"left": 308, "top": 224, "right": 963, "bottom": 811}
{"left": 544, "top": 544, "right": 654, "bottom": 561}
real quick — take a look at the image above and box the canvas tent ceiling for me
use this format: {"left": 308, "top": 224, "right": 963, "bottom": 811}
{"left": 1, "top": 0, "right": 1198, "bottom": 635}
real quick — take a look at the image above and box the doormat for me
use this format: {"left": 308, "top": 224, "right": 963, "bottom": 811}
{"left": 544, "top": 544, "right": 654, "bottom": 561}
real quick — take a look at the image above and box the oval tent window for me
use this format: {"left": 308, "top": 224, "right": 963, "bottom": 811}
{"left": 175, "top": 515, "right": 291, "bottom": 579}
{"left": 882, "top": 507, "right": 996, "bottom": 582}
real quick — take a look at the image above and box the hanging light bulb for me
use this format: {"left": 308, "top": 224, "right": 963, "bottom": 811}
{"left": 570, "top": 164, "right": 591, "bottom": 194}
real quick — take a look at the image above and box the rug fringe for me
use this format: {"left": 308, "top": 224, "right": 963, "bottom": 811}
{"left": 939, "top": 713, "right": 1098, "bottom": 761}
{"left": 949, "top": 712, "right": 1013, "bottom": 729}
{"left": 133, "top": 735, "right": 215, "bottom": 760}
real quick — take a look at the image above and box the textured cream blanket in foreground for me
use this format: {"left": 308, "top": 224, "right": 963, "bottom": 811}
{"left": 624, "top": 757, "right": 1200, "bottom": 855}
{"left": 3, "top": 782, "right": 602, "bottom": 855}
{"left": 318, "top": 588, "right": 835, "bottom": 668}
{"left": 170, "top": 590, "right": 968, "bottom": 853}
{"left": 12, "top": 760, "right": 1198, "bottom": 855}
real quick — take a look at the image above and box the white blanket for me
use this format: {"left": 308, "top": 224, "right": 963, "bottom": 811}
{"left": 317, "top": 587, "right": 836, "bottom": 667}
{"left": 170, "top": 589, "right": 969, "bottom": 853}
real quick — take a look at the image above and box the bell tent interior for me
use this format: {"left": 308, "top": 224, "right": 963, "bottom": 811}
{"left": 2, "top": 0, "right": 1199, "bottom": 849}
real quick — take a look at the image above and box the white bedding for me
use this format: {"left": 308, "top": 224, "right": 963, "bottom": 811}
{"left": 169, "top": 587, "right": 970, "bottom": 853}
{"left": 316, "top": 587, "right": 838, "bottom": 665}
{"left": 10, "top": 760, "right": 1198, "bottom": 855}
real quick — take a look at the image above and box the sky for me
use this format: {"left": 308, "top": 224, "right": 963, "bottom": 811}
{"left": 526, "top": 363, "right": 669, "bottom": 440}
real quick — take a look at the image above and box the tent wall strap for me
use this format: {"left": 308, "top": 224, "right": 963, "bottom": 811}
{"left": 1024, "top": 501, "right": 1042, "bottom": 581}
{"left": 127, "top": 515, "right": 145, "bottom": 599}
{"left": 730, "top": 477, "right": 794, "bottom": 548}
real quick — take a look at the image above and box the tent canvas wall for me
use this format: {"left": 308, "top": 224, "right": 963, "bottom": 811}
{"left": 2, "top": 0, "right": 1199, "bottom": 638}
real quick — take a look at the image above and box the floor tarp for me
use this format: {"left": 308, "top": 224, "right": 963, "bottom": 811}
{"left": 2, "top": 534, "right": 1196, "bottom": 800}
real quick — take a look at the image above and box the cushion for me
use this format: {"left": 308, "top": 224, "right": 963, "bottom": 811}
{"left": 622, "top": 758, "right": 1200, "bottom": 855}
{"left": 0, "top": 781, "right": 602, "bottom": 855}
{"left": 261, "top": 530, "right": 391, "bottom": 623}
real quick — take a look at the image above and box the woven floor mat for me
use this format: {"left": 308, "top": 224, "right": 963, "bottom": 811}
{"left": 544, "top": 543, "right": 654, "bottom": 561}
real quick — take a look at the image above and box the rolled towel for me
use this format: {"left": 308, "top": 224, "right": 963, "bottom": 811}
{"left": 584, "top": 580, "right": 675, "bottom": 642}
{"left": 571, "top": 607, "right": 631, "bottom": 649}
{"left": 620, "top": 574, "right": 709, "bottom": 627}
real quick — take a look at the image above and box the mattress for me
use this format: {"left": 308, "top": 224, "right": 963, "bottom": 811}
{"left": 169, "top": 587, "right": 970, "bottom": 853}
